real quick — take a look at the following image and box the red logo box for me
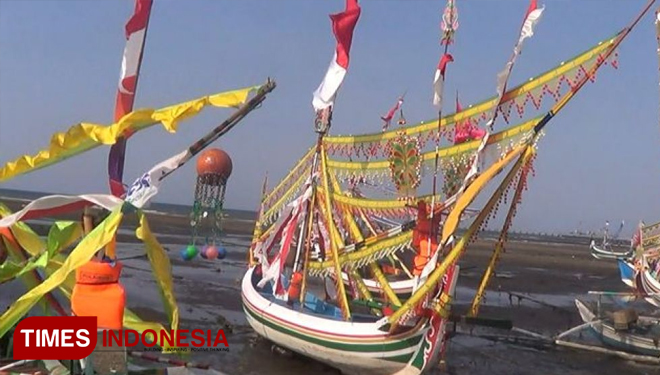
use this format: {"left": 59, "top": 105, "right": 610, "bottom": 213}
{"left": 13, "top": 316, "right": 97, "bottom": 360}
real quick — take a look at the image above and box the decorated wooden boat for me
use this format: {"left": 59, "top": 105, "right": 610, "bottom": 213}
{"left": 244, "top": 1, "right": 654, "bottom": 374}
{"left": 242, "top": 264, "right": 459, "bottom": 375}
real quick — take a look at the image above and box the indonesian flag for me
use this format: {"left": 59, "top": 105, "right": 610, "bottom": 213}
{"left": 518, "top": 0, "right": 545, "bottom": 47}
{"left": 460, "top": 0, "right": 544, "bottom": 190}
{"left": 312, "top": 0, "right": 361, "bottom": 111}
{"left": 109, "top": 0, "right": 153, "bottom": 198}
{"left": 494, "top": 0, "right": 544, "bottom": 104}
{"left": 433, "top": 54, "right": 454, "bottom": 107}
{"left": 114, "top": 0, "right": 152, "bottom": 122}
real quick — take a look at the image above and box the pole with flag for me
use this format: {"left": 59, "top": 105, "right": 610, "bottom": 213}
{"left": 426, "top": 0, "right": 458, "bottom": 282}
{"left": 304, "top": 0, "right": 361, "bottom": 320}
{"left": 457, "top": 0, "right": 544, "bottom": 196}
{"left": 312, "top": 0, "right": 361, "bottom": 134}
{"left": 108, "top": 0, "right": 154, "bottom": 198}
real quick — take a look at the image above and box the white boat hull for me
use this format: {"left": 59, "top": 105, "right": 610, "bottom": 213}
{"left": 242, "top": 266, "right": 459, "bottom": 375}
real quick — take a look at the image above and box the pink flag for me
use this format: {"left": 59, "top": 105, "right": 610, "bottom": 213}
{"left": 312, "top": 0, "right": 361, "bottom": 111}
{"left": 433, "top": 53, "right": 454, "bottom": 107}
{"left": 381, "top": 97, "right": 404, "bottom": 131}
{"left": 454, "top": 95, "right": 486, "bottom": 144}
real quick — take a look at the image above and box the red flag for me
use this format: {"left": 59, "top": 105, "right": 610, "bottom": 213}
{"left": 312, "top": 0, "right": 362, "bottom": 111}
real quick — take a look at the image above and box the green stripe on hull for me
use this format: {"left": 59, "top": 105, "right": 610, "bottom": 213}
{"left": 243, "top": 299, "right": 419, "bottom": 362}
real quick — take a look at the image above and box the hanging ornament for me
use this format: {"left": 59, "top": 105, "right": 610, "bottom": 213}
{"left": 388, "top": 130, "right": 422, "bottom": 199}
{"left": 441, "top": 0, "right": 459, "bottom": 46}
{"left": 188, "top": 148, "right": 233, "bottom": 260}
{"left": 180, "top": 245, "right": 199, "bottom": 261}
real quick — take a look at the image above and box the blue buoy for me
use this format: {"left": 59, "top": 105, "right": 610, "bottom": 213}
{"left": 217, "top": 246, "right": 227, "bottom": 260}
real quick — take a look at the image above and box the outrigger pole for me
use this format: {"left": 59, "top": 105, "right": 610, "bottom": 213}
{"left": 158, "top": 80, "right": 277, "bottom": 182}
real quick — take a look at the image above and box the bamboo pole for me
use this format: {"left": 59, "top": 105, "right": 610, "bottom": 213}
{"left": 298, "top": 182, "right": 317, "bottom": 305}
{"left": 555, "top": 339, "right": 660, "bottom": 364}
{"left": 348, "top": 268, "right": 374, "bottom": 303}
{"left": 329, "top": 172, "right": 400, "bottom": 306}
{"left": 320, "top": 147, "right": 351, "bottom": 320}
{"left": 248, "top": 173, "right": 269, "bottom": 267}
{"left": 385, "top": 146, "right": 529, "bottom": 329}
{"left": 469, "top": 151, "right": 532, "bottom": 316}
{"left": 385, "top": 0, "right": 657, "bottom": 330}
{"left": 369, "top": 263, "right": 401, "bottom": 306}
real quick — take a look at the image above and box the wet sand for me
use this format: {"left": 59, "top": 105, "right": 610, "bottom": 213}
{"left": 2, "top": 197, "right": 658, "bottom": 374}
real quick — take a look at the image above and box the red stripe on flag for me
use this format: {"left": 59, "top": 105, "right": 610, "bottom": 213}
{"left": 330, "top": 0, "right": 361, "bottom": 69}
{"left": 438, "top": 53, "right": 454, "bottom": 75}
{"left": 524, "top": 0, "right": 538, "bottom": 21}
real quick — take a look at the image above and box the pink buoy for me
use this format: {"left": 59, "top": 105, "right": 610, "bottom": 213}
{"left": 203, "top": 245, "right": 219, "bottom": 260}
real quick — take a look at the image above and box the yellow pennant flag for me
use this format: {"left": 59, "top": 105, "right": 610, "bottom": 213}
{"left": 0, "top": 85, "right": 261, "bottom": 183}
{"left": 0, "top": 207, "right": 123, "bottom": 338}
{"left": 135, "top": 212, "right": 179, "bottom": 334}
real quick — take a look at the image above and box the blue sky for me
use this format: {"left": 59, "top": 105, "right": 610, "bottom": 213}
{"left": 0, "top": 0, "right": 658, "bottom": 235}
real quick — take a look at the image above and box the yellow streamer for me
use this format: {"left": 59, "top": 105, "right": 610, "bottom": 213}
{"left": 324, "top": 34, "right": 616, "bottom": 145}
{"left": 326, "top": 116, "right": 538, "bottom": 171}
{"left": 0, "top": 208, "right": 123, "bottom": 338}
{"left": 135, "top": 212, "right": 179, "bottom": 335}
{"left": 0, "top": 85, "right": 261, "bottom": 182}
{"left": 387, "top": 145, "right": 530, "bottom": 327}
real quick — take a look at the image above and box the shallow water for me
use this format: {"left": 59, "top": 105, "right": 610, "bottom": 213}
{"left": 3, "top": 233, "right": 658, "bottom": 375}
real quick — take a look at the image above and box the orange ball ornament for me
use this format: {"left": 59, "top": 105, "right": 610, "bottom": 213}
{"left": 196, "top": 148, "right": 233, "bottom": 180}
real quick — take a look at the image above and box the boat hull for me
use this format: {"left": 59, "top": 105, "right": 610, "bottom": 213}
{"left": 242, "top": 266, "right": 459, "bottom": 375}
{"left": 590, "top": 243, "right": 632, "bottom": 260}
{"left": 575, "top": 299, "right": 660, "bottom": 356}
{"left": 618, "top": 259, "right": 634, "bottom": 288}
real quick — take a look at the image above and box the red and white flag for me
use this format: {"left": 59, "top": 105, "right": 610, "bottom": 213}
{"left": 494, "top": 0, "right": 544, "bottom": 105}
{"left": 433, "top": 54, "right": 453, "bottom": 107}
{"left": 109, "top": 0, "right": 153, "bottom": 197}
{"left": 312, "top": 0, "right": 361, "bottom": 111}
{"left": 114, "top": 0, "right": 152, "bottom": 122}
{"left": 518, "top": 0, "right": 545, "bottom": 46}
{"left": 457, "top": 0, "right": 544, "bottom": 197}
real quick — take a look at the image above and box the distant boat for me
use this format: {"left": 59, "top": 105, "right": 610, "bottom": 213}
{"left": 589, "top": 221, "right": 631, "bottom": 260}
{"left": 575, "top": 299, "right": 660, "bottom": 357}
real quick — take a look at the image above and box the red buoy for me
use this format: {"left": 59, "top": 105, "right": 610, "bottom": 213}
{"left": 196, "top": 148, "right": 233, "bottom": 179}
